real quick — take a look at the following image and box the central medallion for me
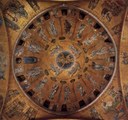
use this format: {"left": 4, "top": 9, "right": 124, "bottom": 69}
{"left": 56, "top": 51, "right": 74, "bottom": 69}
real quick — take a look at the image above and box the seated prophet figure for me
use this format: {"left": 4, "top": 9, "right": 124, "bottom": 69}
{"left": 26, "top": 0, "right": 40, "bottom": 12}
{"left": 10, "top": 0, "right": 28, "bottom": 18}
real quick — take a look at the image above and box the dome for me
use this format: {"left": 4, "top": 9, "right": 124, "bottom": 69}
{"left": 13, "top": 5, "right": 116, "bottom": 115}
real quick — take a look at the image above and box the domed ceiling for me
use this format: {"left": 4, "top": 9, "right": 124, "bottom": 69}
{"left": 0, "top": 0, "right": 128, "bottom": 120}
{"left": 13, "top": 5, "right": 117, "bottom": 114}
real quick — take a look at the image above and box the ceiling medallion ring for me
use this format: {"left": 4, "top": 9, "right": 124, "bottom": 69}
{"left": 12, "top": 4, "right": 117, "bottom": 115}
{"left": 56, "top": 51, "right": 75, "bottom": 69}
